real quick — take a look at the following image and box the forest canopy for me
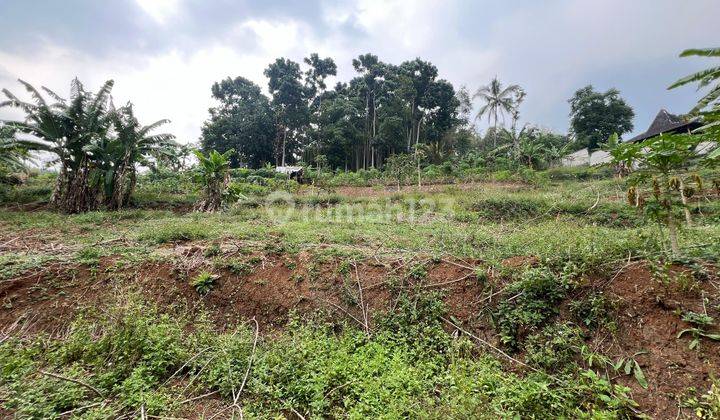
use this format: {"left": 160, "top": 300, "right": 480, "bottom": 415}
{"left": 200, "top": 53, "right": 470, "bottom": 170}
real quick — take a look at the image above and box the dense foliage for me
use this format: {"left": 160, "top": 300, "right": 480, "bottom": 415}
{"left": 0, "top": 79, "right": 175, "bottom": 213}
{"left": 569, "top": 85, "right": 634, "bottom": 152}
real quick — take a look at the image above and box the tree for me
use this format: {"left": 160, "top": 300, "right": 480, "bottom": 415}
{"left": 201, "top": 77, "right": 276, "bottom": 168}
{"left": 95, "top": 104, "right": 175, "bottom": 209}
{"left": 669, "top": 46, "right": 720, "bottom": 162}
{"left": 1, "top": 78, "right": 115, "bottom": 213}
{"left": 264, "top": 58, "right": 310, "bottom": 166}
{"left": 193, "top": 149, "right": 234, "bottom": 212}
{"left": 303, "top": 53, "right": 337, "bottom": 164}
{"left": 398, "top": 59, "right": 439, "bottom": 152}
{"left": 1, "top": 78, "right": 174, "bottom": 212}
{"left": 352, "top": 53, "right": 385, "bottom": 169}
{"left": 610, "top": 133, "right": 706, "bottom": 255}
{"left": 669, "top": 47, "right": 720, "bottom": 113}
{"left": 315, "top": 89, "right": 364, "bottom": 170}
{"left": 569, "top": 85, "right": 634, "bottom": 153}
{"left": 474, "top": 77, "right": 521, "bottom": 148}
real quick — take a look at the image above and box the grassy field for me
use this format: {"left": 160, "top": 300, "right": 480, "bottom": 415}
{"left": 1, "top": 172, "right": 719, "bottom": 418}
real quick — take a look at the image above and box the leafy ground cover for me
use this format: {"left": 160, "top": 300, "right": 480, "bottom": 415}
{"left": 1, "top": 172, "right": 719, "bottom": 418}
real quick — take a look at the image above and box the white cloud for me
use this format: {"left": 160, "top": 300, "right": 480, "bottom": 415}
{"left": 134, "top": 0, "right": 181, "bottom": 24}
{"left": 1, "top": 0, "right": 719, "bottom": 144}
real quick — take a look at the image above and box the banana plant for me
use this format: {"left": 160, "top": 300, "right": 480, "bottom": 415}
{"left": 193, "top": 149, "right": 235, "bottom": 212}
{"left": 1, "top": 78, "right": 115, "bottom": 213}
{"left": 85, "top": 104, "right": 176, "bottom": 209}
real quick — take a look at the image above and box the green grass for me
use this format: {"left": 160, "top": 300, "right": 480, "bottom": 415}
{"left": 0, "top": 293, "right": 637, "bottom": 418}
{"left": 1, "top": 171, "right": 718, "bottom": 417}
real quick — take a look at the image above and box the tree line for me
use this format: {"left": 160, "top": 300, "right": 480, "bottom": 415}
{"left": 201, "top": 53, "right": 474, "bottom": 171}
{"left": 201, "top": 52, "right": 641, "bottom": 172}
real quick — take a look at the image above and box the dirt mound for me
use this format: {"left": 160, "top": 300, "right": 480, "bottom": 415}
{"left": 596, "top": 263, "right": 720, "bottom": 419}
{"left": 0, "top": 253, "right": 485, "bottom": 335}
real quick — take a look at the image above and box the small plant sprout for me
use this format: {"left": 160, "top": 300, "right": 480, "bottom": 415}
{"left": 191, "top": 271, "right": 217, "bottom": 295}
{"left": 613, "top": 351, "right": 649, "bottom": 389}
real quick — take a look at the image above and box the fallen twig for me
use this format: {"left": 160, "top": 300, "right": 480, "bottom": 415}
{"left": 39, "top": 369, "right": 104, "bottom": 398}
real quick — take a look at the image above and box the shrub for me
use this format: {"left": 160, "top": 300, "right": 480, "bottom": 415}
{"left": 525, "top": 323, "right": 584, "bottom": 371}
{"left": 493, "top": 266, "right": 572, "bottom": 350}
{"left": 569, "top": 292, "right": 617, "bottom": 330}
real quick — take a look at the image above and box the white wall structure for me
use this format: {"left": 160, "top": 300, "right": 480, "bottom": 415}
{"left": 561, "top": 149, "right": 612, "bottom": 167}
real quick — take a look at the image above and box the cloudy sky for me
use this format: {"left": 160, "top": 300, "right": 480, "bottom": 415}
{"left": 1, "top": 0, "right": 718, "bottom": 143}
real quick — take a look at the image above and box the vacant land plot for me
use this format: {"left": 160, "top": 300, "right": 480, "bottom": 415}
{"left": 1, "top": 175, "right": 719, "bottom": 418}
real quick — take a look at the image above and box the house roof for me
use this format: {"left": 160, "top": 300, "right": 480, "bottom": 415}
{"left": 627, "top": 109, "right": 702, "bottom": 143}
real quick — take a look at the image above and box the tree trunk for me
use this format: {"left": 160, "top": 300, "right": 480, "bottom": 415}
{"left": 667, "top": 210, "right": 680, "bottom": 255}
{"left": 281, "top": 128, "right": 287, "bottom": 167}
{"left": 662, "top": 179, "right": 680, "bottom": 255}
{"left": 679, "top": 178, "right": 692, "bottom": 227}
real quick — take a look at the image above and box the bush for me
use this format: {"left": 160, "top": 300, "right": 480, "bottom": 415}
{"left": 493, "top": 266, "right": 573, "bottom": 350}
{"left": 525, "top": 323, "right": 584, "bottom": 371}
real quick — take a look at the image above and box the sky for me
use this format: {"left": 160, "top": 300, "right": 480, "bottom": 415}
{"left": 1, "top": 0, "right": 718, "bottom": 144}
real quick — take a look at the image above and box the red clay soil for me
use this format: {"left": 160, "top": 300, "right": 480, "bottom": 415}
{"left": 593, "top": 263, "right": 720, "bottom": 419}
{"left": 0, "top": 252, "right": 486, "bottom": 335}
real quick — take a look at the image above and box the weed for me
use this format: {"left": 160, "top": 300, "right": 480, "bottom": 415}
{"left": 493, "top": 266, "right": 572, "bottom": 350}
{"left": 569, "top": 292, "right": 617, "bottom": 331}
{"left": 138, "top": 222, "right": 208, "bottom": 244}
{"left": 682, "top": 377, "right": 720, "bottom": 419}
{"left": 191, "top": 271, "right": 216, "bottom": 295}
{"left": 677, "top": 312, "right": 720, "bottom": 350}
{"left": 203, "top": 243, "right": 221, "bottom": 257}
{"left": 612, "top": 351, "right": 649, "bottom": 389}
{"left": 76, "top": 247, "right": 102, "bottom": 267}
{"left": 525, "top": 323, "right": 584, "bottom": 372}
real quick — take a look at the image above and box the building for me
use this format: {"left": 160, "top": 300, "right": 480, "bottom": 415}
{"left": 561, "top": 109, "right": 704, "bottom": 167}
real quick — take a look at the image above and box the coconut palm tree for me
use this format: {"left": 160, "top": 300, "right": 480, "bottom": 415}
{"left": 474, "top": 77, "right": 521, "bottom": 148}
{"left": 1, "top": 78, "right": 115, "bottom": 212}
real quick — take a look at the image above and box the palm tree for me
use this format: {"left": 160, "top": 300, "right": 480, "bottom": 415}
{"left": 474, "top": 77, "right": 521, "bottom": 148}
{"left": 0, "top": 125, "right": 26, "bottom": 170}
{"left": 1, "top": 78, "right": 115, "bottom": 212}
{"left": 669, "top": 47, "right": 720, "bottom": 113}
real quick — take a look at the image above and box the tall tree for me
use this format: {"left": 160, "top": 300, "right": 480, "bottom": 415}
{"left": 568, "top": 85, "right": 634, "bottom": 153}
{"left": 201, "top": 77, "right": 275, "bottom": 168}
{"left": 474, "top": 77, "right": 521, "bottom": 148}
{"left": 397, "top": 59, "right": 439, "bottom": 152}
{"left": 264, "top": 58, "right": 310, "bottom": 166}
{"left": 303, "top": 53, "right": 337, "bottom": 163}
{"left": 352, "top": 53, "right": 385, "bottom": 168}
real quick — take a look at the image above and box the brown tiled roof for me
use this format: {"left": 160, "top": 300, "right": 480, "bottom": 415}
{"left": 627, "top": 109, "right": 702, "bottom": 143}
